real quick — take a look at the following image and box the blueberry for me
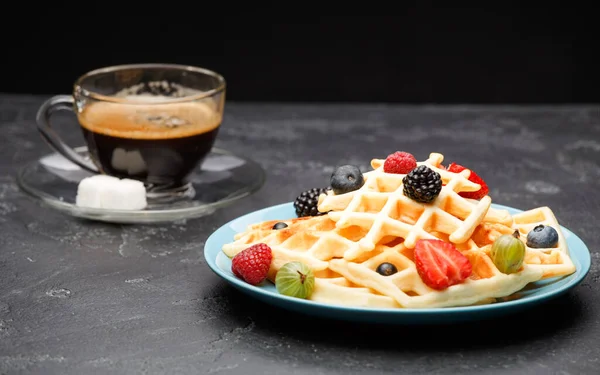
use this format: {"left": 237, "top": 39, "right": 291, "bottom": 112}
{"left": 330, "top": 165, "right": 364, "bottom": 195}
{"left": 376, "top": 262, "right": 398, "bottom": 276}
{"left": 273, "top": 222, "right": 288, "bottom": 230}
{"left": 526, "top": 225, "right": 559, "bottom": 248}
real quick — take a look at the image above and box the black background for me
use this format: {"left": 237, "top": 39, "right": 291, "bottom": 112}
{"left": 3, "top": 5, "right": 598, "bottom": 103}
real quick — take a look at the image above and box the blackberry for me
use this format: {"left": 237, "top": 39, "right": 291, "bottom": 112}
{"left": 402, "top": 165, "right": 442, "bottom": 203}
{"left": 294, "top": 187, "right": 328, "bottom": 217}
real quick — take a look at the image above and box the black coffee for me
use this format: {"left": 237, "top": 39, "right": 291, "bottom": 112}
{"left": 78, "top": 100, "right": 221, "bottom": 188}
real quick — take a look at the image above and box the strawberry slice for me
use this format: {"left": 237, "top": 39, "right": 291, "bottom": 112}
{"left": 414, "top": 239, "right": 472, "bottom": 290}
{"left": 447, "top": 162, "right": 489, "bottom": 199}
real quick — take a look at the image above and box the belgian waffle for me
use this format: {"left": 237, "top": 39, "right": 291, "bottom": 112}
{"left": 221, "top": 152, "right": 577, "bottom": 308}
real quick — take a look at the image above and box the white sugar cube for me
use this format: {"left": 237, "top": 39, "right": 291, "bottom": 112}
{"left": 75, "top": 175, "right": 119, "bottom": 208}
{"left": 76, "top": 175, "right": 147, "bottom": 210}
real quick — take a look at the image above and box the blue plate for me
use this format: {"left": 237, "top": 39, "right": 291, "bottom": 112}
{"left": 204, "top": 203, "right": 591, "bottom": 324}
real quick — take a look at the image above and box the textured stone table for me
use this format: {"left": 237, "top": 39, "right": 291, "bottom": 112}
{"left": 0, "top": 94, "right": 599, "bottom": 374}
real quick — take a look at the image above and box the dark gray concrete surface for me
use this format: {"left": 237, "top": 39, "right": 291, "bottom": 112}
{"left": 0, "top": 94, "right": 598, "bottom": 374}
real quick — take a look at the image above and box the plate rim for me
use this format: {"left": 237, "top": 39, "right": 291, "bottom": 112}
{"left": 16, "top": 146, "right": 266, "bottom": 223}
{"left": 204, "top": 202, "right": 592, "bottom": 315}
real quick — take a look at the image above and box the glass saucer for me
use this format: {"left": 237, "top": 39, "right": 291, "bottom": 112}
{"left": 17, "top": 146, "right": 265, "bottom": 224}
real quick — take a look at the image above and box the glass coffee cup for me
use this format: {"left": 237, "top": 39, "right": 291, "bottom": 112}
{"left": 36, "top": 63, "right": 226, "bottom": 196}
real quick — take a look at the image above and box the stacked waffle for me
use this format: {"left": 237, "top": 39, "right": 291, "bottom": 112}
{"left": 222, "top": 152, "right": 576, "bottom": 308}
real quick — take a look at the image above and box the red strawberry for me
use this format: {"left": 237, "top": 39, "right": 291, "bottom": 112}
{"left": 447, "top": 162, "right": 489, "bottom": 199}
{"left": 231, "top": 243, "right": 273, "bottom": 285}
{"left": 383, "top": 151, "right": 417, "bottom": 174}
{"left": 414, "top": 239, "right": 472, "bottom": 290}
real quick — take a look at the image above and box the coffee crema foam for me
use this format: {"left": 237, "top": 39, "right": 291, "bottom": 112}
{"left": 78, "top": 99, "right": 222, "bottom": 140}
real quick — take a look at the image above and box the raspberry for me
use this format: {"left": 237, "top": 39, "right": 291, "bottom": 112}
{"left": 383, "top": 151, "right": 417, "bottom": 174}
{"left": 231, "top": 243, "right": 273, "bottom": 285}
{"left": 447, "top": 163, "right": 489, "bottom": 199}
{"left": 414, "top": 239, "right": 472, "bottom": 290}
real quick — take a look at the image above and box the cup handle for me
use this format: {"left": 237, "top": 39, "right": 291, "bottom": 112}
{"left": 36, "top": 95, "right": 99, "bottom": 173}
